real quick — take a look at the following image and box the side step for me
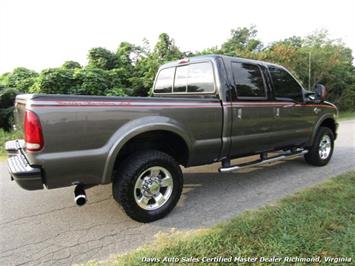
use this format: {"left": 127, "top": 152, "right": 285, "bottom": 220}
{"left": 219, "top": 150, "right": 308, "bottom": 173}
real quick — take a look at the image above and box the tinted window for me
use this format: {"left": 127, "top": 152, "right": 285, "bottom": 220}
{"left": 187, "top": 62, "right": 215, "bottom": 93}
{"left": 154, "top": 67, "right": 174, "bottom": 93}
{"left": 173, "top": 65, "right": 188, "bottom": 93}
{"left": 232, "top": 62, "right": 266, "bottom": 98}
{"left": 268, "top": 66, "right": 303, "bottom": 102}
{"left": 154, "top": 62, "right": 215, "bottom": 94}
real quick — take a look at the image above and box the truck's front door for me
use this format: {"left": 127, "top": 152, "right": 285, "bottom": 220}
{"left": 229, "top": 61, "right": 275, "bottom": 157}
{"left": 267, "top": 65, "right": 314, "bottom": 147}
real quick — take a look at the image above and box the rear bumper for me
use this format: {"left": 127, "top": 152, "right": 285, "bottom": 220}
{"left": 5, "top": 140, "right": 44, "bottom": 190}
{"left": 5, "top": 139, "right": 25, "bottom": 156}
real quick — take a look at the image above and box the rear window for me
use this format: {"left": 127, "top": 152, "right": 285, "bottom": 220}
{"left": 232, "top": 62, "right": 266, "bottom": 99}
{"left": 187, "top": 62, "right": 215, "bottom": 93}
{"left": 173, "top": 65, "right": 188, "bottom": 93}
{"left": 154, "top": 62, "right": 215, "bottom": 94}
{"left": 154, "top": 67, "right": 174, "bottom": 93}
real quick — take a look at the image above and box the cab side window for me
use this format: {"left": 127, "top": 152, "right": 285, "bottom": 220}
{"left": 232, "top": 62, "right": 267, "bottom": 99}
{"left": 268, "top": 66, "right": 304, "bottom": 102}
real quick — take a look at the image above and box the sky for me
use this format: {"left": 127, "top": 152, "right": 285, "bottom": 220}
{"left": 1, "top": 0, "right": 354, "bottom": 74}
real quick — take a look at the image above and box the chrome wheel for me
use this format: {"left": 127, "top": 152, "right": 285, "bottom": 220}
{"left": 319, "top": 135, "right": 331, "bottom": 160}
{"left": 134, "top": 166, "right": 173, "bottom": 210}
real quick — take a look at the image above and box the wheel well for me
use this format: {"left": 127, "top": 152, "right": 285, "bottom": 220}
{"left": 320, "top": 118, "right": 336, "bottom": 137}
{"left": 114, "top": 130, "right": 189, "bottom": 171}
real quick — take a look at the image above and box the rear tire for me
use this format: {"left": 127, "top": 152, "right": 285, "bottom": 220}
{"left": 112, "top": 150, "right": 183, "bottom": 223}
{"left": 304, "top": 127, "right": 334, "bottom": 166}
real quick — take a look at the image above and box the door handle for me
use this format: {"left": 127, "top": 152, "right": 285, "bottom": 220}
{"left": 314, "top": 107, "right": 321, "bottom": 114}
{"left": 237, "top": 108, "right": 242, "bottom": 119}
{"left": 235, "top": 108, "right": 242, "bottom": 119}
{"left": 275, "top": 107, "right": 280, "bottom": 117}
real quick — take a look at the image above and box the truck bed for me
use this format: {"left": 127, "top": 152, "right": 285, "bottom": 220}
{"left": 14, "top": 94, "right": 223, "bottom": 189}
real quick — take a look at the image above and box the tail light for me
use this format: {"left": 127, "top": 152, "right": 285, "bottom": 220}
{"left": 24, "top": 110, "right": 44, "bottom": 152}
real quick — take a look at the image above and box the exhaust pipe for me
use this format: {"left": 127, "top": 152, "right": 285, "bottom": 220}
{"left": 74, "top": 185, "right": 87, "bottom": 206}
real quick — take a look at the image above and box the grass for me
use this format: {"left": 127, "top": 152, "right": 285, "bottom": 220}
{"left": 338, "top": 111, "right": 355, "bottom": 121}
{"left": 0, "top": 129, "right": 22, "bottom": 160}
{"left": 85, "top": 171, "right": 355, "bottom": 266}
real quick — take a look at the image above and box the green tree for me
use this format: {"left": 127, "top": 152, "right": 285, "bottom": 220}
{"left": 153, "top": 33, "right": 183, "bottom": 62}
{"left": 116, "top": 42, "right": 145, "bottom": 68}
{"left": 264, "top": 32, "right": 355, "bottom": 108}
{"left": 0, "top": 72, "right": 10, "bottom": 88}
{"left": 74, "top": 68, "right": 111, "bottom": 95}
{"left": 0, "top": 27, "right": 354, "bottom": 112}
{"left": 7, "top": 67, "right": 38, "bottom": 92}
{"left": 221, "top": 26, "right": 262, "bottom": 55}
{"left": 88, "top": 47, "right": 118, "bottom": 70}
{"left": 62, "top": 61, "right": 81, "bottom": 69}
{"left": 129, "top": 33, "right": 184, "bottom": 96}
{"left": 108, "top": 68, "right": 130, "bottom": 95}
{"left": 32, "top": 68, "right": 79, "bottom": 94}
{"left": 271, "top": 36, "right": 303, "bottom": 48}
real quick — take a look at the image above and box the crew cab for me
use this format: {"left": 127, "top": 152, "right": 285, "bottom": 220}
{"left": 5, "top": 55, "right": 338, "bottom": 222}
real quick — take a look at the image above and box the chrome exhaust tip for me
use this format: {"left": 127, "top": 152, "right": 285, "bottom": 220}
{"left": 74, "top": 185, "right": 87, "bottom": 206}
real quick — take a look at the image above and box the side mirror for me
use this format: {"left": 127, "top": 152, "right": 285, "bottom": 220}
{"left": 314, "top": 84, "right": 327, "bottom": 103}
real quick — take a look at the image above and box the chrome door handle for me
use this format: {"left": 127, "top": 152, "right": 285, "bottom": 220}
{"left": 314, "top": 107, "right": 321, "bottom": 114}
{"left": 237, "top": 108, "right": 242, "bottom": 119}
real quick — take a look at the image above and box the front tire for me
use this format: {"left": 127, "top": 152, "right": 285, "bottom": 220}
{"left": 304, "top": 127, "right": 334, "bottom": 166}
{"left": 113, "top": 150, "right": 183, "bottom": 223}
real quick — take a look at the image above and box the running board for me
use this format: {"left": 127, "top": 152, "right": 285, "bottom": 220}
{"left": 219, "top": 150, "right": 308, "bottom": 173}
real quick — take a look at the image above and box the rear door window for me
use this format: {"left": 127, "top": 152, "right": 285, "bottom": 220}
{"left": 232, "top": 62, "right": 267, "bottom": 99}
{"left": 268, "top": 66, "right": 304, "bottom": 102}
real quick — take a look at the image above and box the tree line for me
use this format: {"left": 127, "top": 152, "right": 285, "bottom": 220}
{"left": 1, "top": 26, "right": 354, "bottom": 130}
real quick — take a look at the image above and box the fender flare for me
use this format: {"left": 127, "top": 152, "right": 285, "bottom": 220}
{"left": 308, "top": 113, "right": 336, "bottom": 146}
{"left": 101, "top": 116, "right": 193, "bottom": 183}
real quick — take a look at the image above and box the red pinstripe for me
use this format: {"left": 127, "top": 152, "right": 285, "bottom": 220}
{"left": 28, "top": 99, "right": 335, "bottom": 109}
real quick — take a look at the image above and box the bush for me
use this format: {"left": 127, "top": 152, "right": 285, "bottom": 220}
{"left": 32, "top": 68, "right": 80, "bottom": 94}
{"left": 74, "top": 68, "right": 111, "bottom": 95}
{"left": 7, "top": 67, "right": 38, "bottom": 93}
{"left": 337, "top": 86, "right": 355, "bottom": 111}
{"left": 0, "top": 88, "right": 18, "bottom": 131}
{"left": 0, "top": 128, "right": 23, "bottom": 157}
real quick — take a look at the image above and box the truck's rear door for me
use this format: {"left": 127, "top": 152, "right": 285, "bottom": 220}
{"left": 229, "top": 60, "right": 275, "bottom": 156}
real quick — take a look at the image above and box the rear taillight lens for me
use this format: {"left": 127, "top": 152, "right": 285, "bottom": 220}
{"left": 24, "top": 110, "right": 44, "bottom": 152}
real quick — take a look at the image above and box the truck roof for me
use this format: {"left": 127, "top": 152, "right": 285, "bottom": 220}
{"left": 159, "top": 54, "right": 284, "bottom": 70}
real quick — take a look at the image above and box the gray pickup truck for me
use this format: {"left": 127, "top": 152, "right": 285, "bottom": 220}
{"left": 6, "top": 55, "right": 338, "bottom": 222}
